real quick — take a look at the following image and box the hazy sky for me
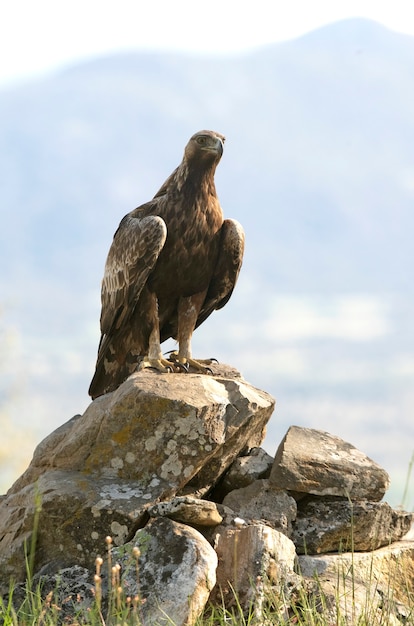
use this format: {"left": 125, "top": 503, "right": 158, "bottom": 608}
{"left": 2, "top": 0, "right": 414, "bottom": 87}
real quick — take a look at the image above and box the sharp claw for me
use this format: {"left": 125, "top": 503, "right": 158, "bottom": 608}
{"left": 160, "top": 354, "right": 216, "bottom": 374}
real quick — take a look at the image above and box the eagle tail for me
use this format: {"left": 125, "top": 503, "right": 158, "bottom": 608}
{"left": 88, "top": 329, "right": 143, "bottom": 399}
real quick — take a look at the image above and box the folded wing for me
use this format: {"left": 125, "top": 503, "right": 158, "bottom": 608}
{"left": 196, "top": 218, "right": 245, "bottom": 329}
{"left": 89, "top": 213, "right": 167, "bottom": 398}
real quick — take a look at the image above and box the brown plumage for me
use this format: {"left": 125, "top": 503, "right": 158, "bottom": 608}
{"left": 88, "top": 130, "right": 245, "bottom": 399}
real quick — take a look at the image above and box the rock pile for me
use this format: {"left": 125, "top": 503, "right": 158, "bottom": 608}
{"left": 0, "top": 365, "right": 412, "bottom": 625}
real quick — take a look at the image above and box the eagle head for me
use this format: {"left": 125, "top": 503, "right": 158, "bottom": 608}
{"left": 185, "top": 130, "right": 225, "bottom": 165}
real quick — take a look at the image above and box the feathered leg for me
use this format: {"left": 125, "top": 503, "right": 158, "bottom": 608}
{"left": 172, "top": 291, "right": 214, "bottom": 373}
{"left": 139, "top": 290, "right": 175, "bottom": 373}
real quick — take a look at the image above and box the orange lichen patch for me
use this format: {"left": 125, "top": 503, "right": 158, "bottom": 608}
{"left": 111, "top": 422, "right": 136, "bottom": 446}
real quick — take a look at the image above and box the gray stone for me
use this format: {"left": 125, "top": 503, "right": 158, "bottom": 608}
{"left": 148, "top": 495, "right": 223, "bottom": 526}
{"left": 218, "top": 447, "right": 274, "bottom": 497}
{"left": 112, "top": 517, "right": 218, "bottom": 626}
{"left": 293, "top": 498, "right": 414, "bottom": 554}
{"left": 222, "top": 479, "right": 297, "bottom": 535}
{"left": 211, "top": 522, "right": 297, "bottom": 612}
{"left": 297, "top": 540, "right": 414, "bottom": 625}
{"left": 270, "top": 426, "right": 390, "bottom": 500}
{"left": 0, "top": 366, "right": 274, "bottom": 591}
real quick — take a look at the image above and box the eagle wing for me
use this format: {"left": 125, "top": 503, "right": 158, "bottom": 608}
{"left": 89, "top": 210, "right": 167, "bottom": 399}
{"left": 98, "top": 211, "right": 167, "bottom": 353}
{"left": 195, "top": 218, "right": 245, "bottom": 329}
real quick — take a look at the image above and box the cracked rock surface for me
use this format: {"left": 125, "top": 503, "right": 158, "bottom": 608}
{"left": 0, "top": 365, "right": 274, "bottom": 591}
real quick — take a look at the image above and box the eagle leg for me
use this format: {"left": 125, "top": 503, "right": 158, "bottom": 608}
{"left": 174, "top": 292, "right": 214, "bottom": 374}
{"left": 138, "top": 293, "right": 177, "bottom": 373}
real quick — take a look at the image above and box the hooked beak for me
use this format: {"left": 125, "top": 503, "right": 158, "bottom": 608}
{"left": 203, "top": 136, "right": 223, "bottom": 156}
{"left": 215, "top": 137, "right": 224, "bottom": 156}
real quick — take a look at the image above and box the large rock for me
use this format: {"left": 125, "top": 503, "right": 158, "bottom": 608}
{"left": 293, "top": 498, "right": 414, "bottom": 554}
{"left": 113, "top": 517, "right": 218, "bottom": 626}
{"left": 298, "top": 540, "right": 414, "bottom": 624}
{"left": 0, "top": 366, "right": 274, "bottom": 591}
{"left": 270, "top": 426, "right": 390, "bottom": 500}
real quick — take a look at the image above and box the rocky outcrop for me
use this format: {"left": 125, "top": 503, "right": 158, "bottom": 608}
{"left": 0, "top": 367, "right": 412, "bottom": 625}
{"left": 0, "top": 365, "right": 273, "bottom": 593}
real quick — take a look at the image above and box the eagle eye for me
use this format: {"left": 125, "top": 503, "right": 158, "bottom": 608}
{"left": 196, "top": 136, "right": 207, "bottom": 145}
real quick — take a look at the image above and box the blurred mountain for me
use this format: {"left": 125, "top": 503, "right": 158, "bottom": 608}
{"left": 1, "top": 18, "right": 413, "bottom": 504}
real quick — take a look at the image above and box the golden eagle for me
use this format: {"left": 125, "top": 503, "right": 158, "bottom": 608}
{"left": 88, "top": 130, "right": 245, "bottom": 399}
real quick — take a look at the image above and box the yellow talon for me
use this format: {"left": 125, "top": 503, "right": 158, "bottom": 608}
{"left": 139, "top": 357, "right": 174, "bottom": 373}
{"left": 167, "top": 352, "right": 215, "bottom": 374}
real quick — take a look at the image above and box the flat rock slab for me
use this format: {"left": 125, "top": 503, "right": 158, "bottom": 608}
{"left": 293, "top": 498, "right": 414, "bottom": 554}
{"left": 0, "top": 366, "right": 274, "bottom": 591}
{"left": 270, "top": 426, "right": 389, "bottom": 500}
{"left": 148, "top": 496, "right": 223, "bottom": 526}
{"left": 298, "top": 540, "right": 414, "bottom": 624}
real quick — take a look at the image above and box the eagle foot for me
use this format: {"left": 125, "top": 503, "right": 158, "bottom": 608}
{"left": 167, "top": 352, "right": 215, "bottom": 374}
{"left": 171, "top": 360, "right": 189, "bottom": 373}
{"left": 139, "top": 357, "right": 175, "bottom": 373}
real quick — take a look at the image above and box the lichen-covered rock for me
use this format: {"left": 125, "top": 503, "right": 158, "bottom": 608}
{"left": 222, "top": 479, "right": 297, "bottom": 536}
{"left": 270, "top": 426, "right": 389, "bottom": 500}
{"left": 0, "top": 366, "right": 274, "bottom": 591}
{"left": 32, "top": 518, "right": 218, "bottom": 626}
{"left": 113, "top": 517, "right": 218, "bottom": 626}
{"left": 31, "top": 565, "right": 94, "bottom": 622}
{"left": 293, "top": 498, "right": 414, "bottom": 554}
{"left": 0, "top": 469, "right": 155, "bottom": 589}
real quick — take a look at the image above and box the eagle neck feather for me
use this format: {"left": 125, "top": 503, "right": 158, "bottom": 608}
{"left": 174, "top": 160, "right": 217, "bottom": 196}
